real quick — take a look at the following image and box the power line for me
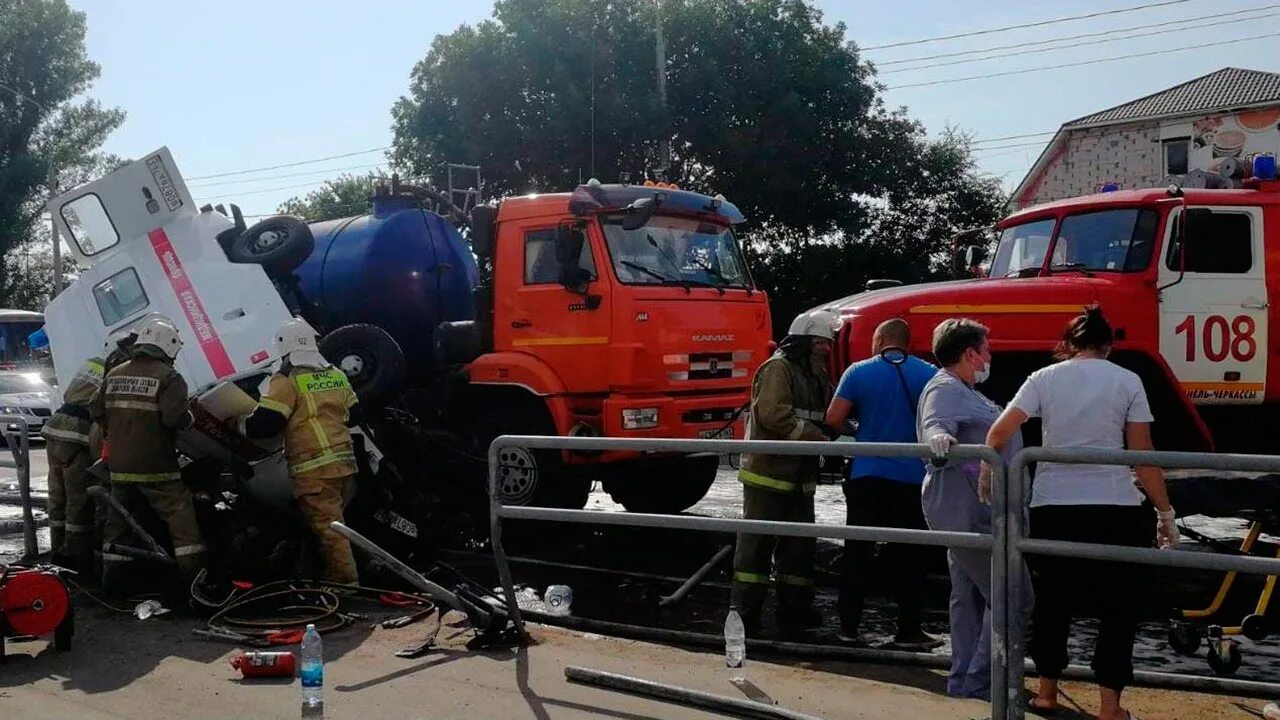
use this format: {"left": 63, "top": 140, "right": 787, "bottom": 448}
{"left": 973, "top": 131, "right": 1056, "bottom": 145}
{"left": 973, "top": 140, "right": 1051, "bottom": 153}
{"left": 884, "top": 30, "right": 1280, "bottom": 90}
{"left": 188, "top": 162, "right": 388, "bottom": 189}
{"left": 875, "top": 3, "right": 1279, "bottom": 66}
{"left": 201, "top": 177, "right": 366, "bottom": 200}
{"left": 862, "top": 0, "right": 1196, "bottom": 51}
{"left": 185, "top": 146, "right": 391, "bottom": 181}
{"left": 880, "top": 9, "right": 1280, "bottom": 74}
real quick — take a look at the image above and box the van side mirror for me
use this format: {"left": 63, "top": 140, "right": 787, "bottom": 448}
{"left": 469, "top": 205, "right": 497, "bottom": 257}
{"left": 963, "top": 245, "right": 978, "bottom": 269}
{"left": 621, "top": 197, "right": 658, "bottom": 231}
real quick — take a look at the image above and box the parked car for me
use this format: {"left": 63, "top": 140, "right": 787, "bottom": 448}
{"left": 0, "top": 370, "right": 53, "bottom": 439}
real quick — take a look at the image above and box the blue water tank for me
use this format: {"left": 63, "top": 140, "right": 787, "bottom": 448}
{"left": 295, "top": 197, "right": 479, "bottom": 369}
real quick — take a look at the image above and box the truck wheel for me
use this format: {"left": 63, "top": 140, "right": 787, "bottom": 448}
{"left": 319, "top": 324, "right": 406, "bottom": 409}
{"left": 603, "top": 454, "right": 720, "bottom": 513}
{"left": 476, "top": 404, "right": 591, "bottom": 510}
{"left": 226, "top": 215, "right": 315, "bottom": 276}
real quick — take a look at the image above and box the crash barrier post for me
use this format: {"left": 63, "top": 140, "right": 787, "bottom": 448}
{"left": 0, "top": 415, "right": 35, "bottom": 558}
{"left": 1004, "top": 447, "right": 1280, "bottom": 720}
{"left": 489, "top": 435, "right": 1016, "bottom": 720}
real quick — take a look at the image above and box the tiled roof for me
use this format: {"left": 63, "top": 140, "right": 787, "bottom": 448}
{"left": 1066, "top": 67, "right": 1280, "bottom": 127}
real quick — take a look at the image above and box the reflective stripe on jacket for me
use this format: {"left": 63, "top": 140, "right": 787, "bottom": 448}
{"left": 739, "top": 353, "right": 831, "bottom": 493}
{"left": 41, "top": 356, "right": 104, "bottom": 446}
{"left": 90, "top": 348, "right": 191, "bottom": 483}
{"left": 258, "top": 367, "right": 358, "bottom": 479}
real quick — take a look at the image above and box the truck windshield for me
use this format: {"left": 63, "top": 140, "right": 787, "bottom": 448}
{"left": 989, "top": 208, "right": 1158, "bottom": 277}
{"left": 600, "top": 215, "right": 751, "bottom": 289}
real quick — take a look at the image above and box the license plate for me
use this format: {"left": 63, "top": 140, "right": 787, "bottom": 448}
{"left": 374, "top": 509, "right": 419, "bottom": 539}
{"left": 698, "top": 427, "right": 733, "bottom": 440}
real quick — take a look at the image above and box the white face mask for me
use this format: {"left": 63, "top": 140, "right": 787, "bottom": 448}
{"left": 974, "top": 358, "right": 992, "bottom": 384}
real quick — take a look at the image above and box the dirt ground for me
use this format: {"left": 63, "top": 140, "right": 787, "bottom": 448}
{"left": 0, "top": 599, "right": 1272, "bottom": 720}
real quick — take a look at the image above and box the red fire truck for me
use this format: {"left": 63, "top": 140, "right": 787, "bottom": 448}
{"left": 822, "top": 174, "right": 1280, "bottom": 453}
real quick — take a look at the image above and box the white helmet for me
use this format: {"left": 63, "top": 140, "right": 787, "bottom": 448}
{"left": 276, "top": 317, "right": 328, "bottom": 369}
{"left": 787, "top": 309, "right": 838, "bottom": 341}
{"left": 135, "top": 316, "right": 184, "bottom": 360}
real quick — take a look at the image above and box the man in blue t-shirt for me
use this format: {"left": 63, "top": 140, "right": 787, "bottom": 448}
{"left": 825, "top": 318, "right": 941, "bottom": 649}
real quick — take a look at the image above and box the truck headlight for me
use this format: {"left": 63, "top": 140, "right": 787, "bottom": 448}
{"left": 621, "top": 408, "right": 660, "bottom": 430}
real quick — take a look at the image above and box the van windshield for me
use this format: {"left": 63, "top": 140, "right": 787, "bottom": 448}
{"left": 600, "top": 215, "right": 751, "bottom": 289}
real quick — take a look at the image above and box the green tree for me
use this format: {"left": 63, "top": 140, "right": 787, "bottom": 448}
{"left": 278, "top": 174, "right": 378, "bottom": 222}
{"left": 0, "top": 0, "right": 125, "bottom": 305}
{"left": 392, "top": 0, "right": 1007, "bottom": 336}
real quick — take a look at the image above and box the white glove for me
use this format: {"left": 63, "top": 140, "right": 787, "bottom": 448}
{"left": 928, "top": 432, "right": 957, "bottom": 458}
{"left": 1156, "top": 508, "right": 1179, "bottom": 550}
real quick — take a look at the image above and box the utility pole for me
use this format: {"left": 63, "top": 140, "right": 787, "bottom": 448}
{"left": 50, "top": 176, "right": 61, "bottom": 296}
{"left": 654, "top": 0, "right": 670, "bottom": 178}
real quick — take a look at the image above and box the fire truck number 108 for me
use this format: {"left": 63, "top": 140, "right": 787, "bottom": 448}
{"left": 1173, "top": 314, "right": 1257, "bottom": 362}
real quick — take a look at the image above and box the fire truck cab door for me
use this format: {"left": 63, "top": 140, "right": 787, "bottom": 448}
{"left": 1158, "top": 206, "right": 1268, "bottom": 405}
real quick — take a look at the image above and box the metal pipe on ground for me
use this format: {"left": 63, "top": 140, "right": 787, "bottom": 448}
{"left": 660, "top": 544, "right": 733, "bottom": 607}
{"left": 328, "top": 521, "right": 482, "bottom": 623}
{"left": 0, "top": 492, "right": 48, "bottom": 509}
{"left": 525, "top": 610, "right": 1280, "bottom": 698}
{"left": 565, "top": 665, "right": 825, "bottom": 720}
{"left": 87, "top": 485, "right": 172, "bottom": 561}
{"left": 0, "top": 516, "right": 46, "bottom": 535}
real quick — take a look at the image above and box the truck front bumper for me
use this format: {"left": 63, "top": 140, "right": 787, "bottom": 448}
{"left": 560, "top": 391, "right": 749, "bottom": 465}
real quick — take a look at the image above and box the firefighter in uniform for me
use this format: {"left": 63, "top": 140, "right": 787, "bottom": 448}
{"left": 240, "top": 318, "right": 361, "bottom": 584}
{"left": 91, "top": 315, "right": 205, "bottom": 590}
{"left": 731, "top": 309, "right": 837, "bottom": 633}
{"left": 41, "top": 353, "right": 104, "bottom": 572}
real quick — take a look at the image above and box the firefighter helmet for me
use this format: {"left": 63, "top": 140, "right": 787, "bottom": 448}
{"left": 276, "top": 317, "right": 328, "bottom": 368}
{"left": 135, "top": 316, "right": 184, "bottom": 360}
{"left": 787, "top": 309, "right": 838, "bottom": 341}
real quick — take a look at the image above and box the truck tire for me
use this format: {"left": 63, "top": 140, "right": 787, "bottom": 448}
{"left": 603, "top": 454, "right": 720, "bottom": 513}
{"left": 319, "top": 324, "right": 406, "bottom": 409}
{"left": 226, "top": 215, "right": 315, "bottom": 276}
{"left": 475, "top": 402, "right": 592, "bottom": 510}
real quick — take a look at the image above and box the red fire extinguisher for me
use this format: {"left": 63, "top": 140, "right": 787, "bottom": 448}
{"left": 230, "top": 650, "right": 296, "bottom": 678}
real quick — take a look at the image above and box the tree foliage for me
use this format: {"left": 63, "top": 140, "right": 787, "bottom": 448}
{"left": 392, "top": 0, "right": 1007, "bottom": 335}
{"left": 0, "top": 0, "right": 124, "bottom": 306}
{"left": 278, "top": 174, "right": 378, "bottom": 222}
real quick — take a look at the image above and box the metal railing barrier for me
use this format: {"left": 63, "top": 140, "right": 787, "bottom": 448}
{"left": 488, "top": 435, "right": 1016, "bottom": 719}
{"left": 0, "top": 415, "right": 35, "bottom": 558}
{"left": 1003, "top": 446, "right": 1280, "bottom": 720}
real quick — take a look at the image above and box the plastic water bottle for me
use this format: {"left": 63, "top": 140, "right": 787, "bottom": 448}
{"left": 1262, "top": 702, "right": 1280, "bottom": 720}
{"left": 300, "top": 624, "right": 324, "bottom": 718}
{"left": 724, "top": 609, "right": 746, "bottom": 677}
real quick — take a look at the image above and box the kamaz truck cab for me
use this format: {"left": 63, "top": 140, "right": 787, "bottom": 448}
{"left": 818, "top": 171, "right": 1280, "bottom": 454}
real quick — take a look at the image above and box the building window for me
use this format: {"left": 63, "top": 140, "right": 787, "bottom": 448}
{"left": 1167, "top": 211, "right": 1252, "bottom": 274}
{"left": 1163, "top": 137, "right": 1190, "bottom": 176}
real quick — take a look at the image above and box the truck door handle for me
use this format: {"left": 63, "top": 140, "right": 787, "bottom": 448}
{"left": 1241, "top": 299, "right": 1269, "bottom": 310}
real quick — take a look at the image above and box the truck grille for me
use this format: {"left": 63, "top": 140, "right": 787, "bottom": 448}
{"left": 665, "top": 351, "right": 752, "bottom": 381}
{"left": 682, "top": 407, "right": 740, "bottom": 424}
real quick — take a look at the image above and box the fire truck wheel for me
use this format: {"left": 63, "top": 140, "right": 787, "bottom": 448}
{"left": 227, "top": 215, "right": 315, "bottom": 275}
{"left": 603, "top": 454, "right": 719, "bottom": 513}
{"left": 319, "top": 324, "right": 406, "bottom": 409}
{"left": 476, "top": 403, "right": 591, "bottom": 510}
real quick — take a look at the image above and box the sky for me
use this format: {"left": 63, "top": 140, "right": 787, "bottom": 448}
{"left": 68, "top": 0, "right": 1280, "bottom": 218}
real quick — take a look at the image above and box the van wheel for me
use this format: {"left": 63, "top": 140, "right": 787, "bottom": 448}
{"left": 475, "top": 403, "right": 591, "bottom": 509}
{"left": 319, "top": 324, "right": 405, "bottom": 409}
{"left": 226, "top": 215, "right": 315, "bottom": 275}
{"left": 603, "top": 455, "right": 719, "bottom": 513}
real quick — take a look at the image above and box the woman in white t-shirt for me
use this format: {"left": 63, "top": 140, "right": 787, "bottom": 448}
{"left": 984, "top": 306, "right": 1177, "bottom": 720}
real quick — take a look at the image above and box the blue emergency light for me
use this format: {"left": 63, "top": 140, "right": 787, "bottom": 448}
{"left": 1100, "top": 182, "right": 1120, "bottom": 193}
{"left": 1254, "top": 154, "right": 1277, "bottom": 181}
